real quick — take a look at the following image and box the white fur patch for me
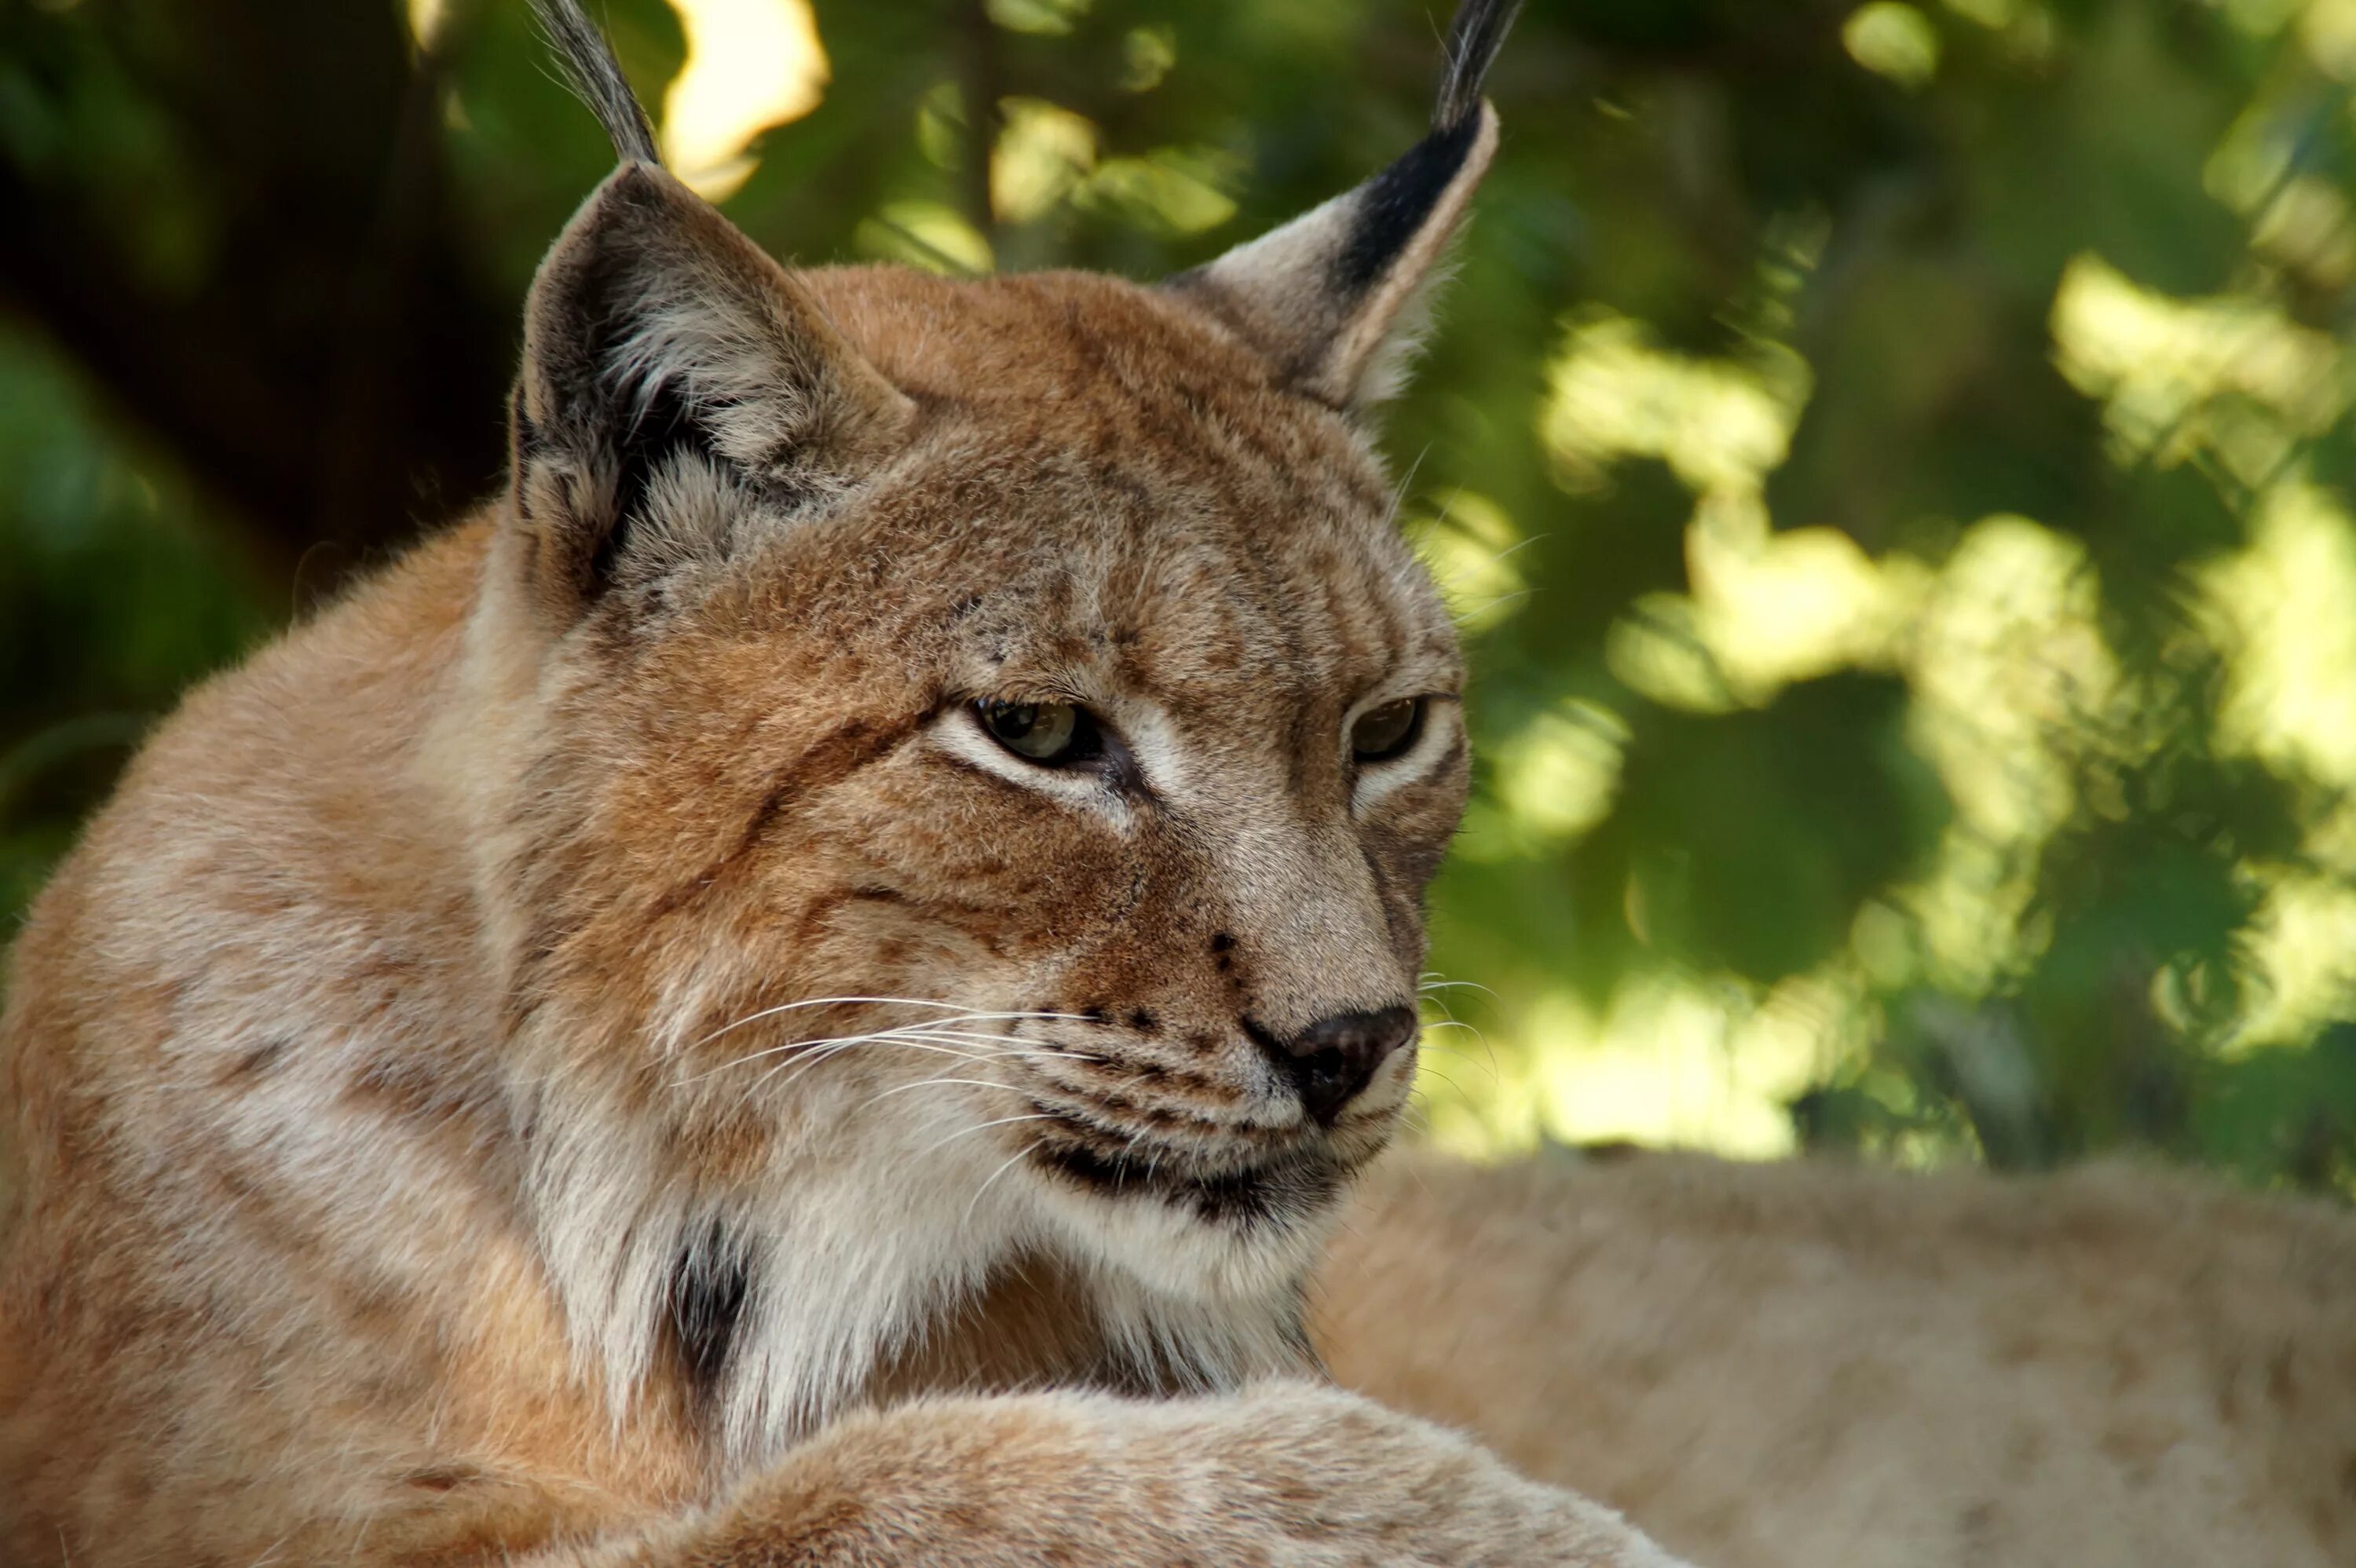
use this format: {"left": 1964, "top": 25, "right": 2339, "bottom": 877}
{"left": 521, "top": 1031, "right": 1317, "bottom": 1464}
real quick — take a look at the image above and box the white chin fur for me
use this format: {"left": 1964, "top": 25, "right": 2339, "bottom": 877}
{"left": 1030, "top": 1163, "right": 1342, "bottom": 1304}
{"left": 533, "top": 1057, "right": 1332, "bottom": 1465}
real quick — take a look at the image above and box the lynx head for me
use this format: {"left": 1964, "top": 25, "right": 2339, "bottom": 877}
{"left": 472, "top": 0, "right": 1516, "bottom": 1449}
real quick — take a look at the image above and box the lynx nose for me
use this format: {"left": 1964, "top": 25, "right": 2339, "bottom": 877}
{"left": 1261, "top": 1006, "right": 1418, "bottom": 1126}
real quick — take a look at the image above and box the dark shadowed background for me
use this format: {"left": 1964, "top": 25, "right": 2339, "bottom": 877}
{"left": 8, "top": 0, "right": 2356, "bottom": 1184}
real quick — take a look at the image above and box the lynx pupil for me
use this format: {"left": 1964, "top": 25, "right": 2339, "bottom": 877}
{"left": 1351, "top": 698, "right": 1424, "bottom": 762}
{"left": 979, "top": 698, "right": 1086, "bottom": 762}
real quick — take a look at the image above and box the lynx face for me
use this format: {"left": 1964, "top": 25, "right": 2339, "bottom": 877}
{"left": 447, "top": 3, "right": 1509, "bottom": 1447}
{"left": 492, "top": 241, "right": 1469, "bottom": 1301}
{"left": 803, "top": 285, "right": 1471, "bottom": 1265}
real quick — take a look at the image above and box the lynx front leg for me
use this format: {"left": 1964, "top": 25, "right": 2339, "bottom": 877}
{"left": 558, "top": 1385, "right": 1685, "bottom": 1568}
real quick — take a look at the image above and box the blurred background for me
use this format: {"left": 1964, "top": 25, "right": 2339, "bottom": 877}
{"left": 7, "top": 0, "right": 2356, "bottom": 1190}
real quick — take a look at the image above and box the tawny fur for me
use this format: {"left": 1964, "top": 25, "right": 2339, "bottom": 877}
{"left": 1319, "top": 1149, "right": 2356, "bottom": 1568}
{"left": 0, "top": 5, "right": 1677, "bottom": 1551}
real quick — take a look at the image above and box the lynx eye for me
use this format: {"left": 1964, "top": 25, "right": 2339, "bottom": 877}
{"left": 975, "top": 698, "right": 1099, "bottom": 765}
{"left": 1351, "top": 698, "right": 1425, "bottom": 763}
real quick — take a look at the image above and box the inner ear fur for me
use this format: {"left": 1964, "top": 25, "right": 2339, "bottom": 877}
{"left": 1166, "top": 0, "right": 1518, "bottom": 412}
{"left": 510, "top": 164, "right": 913, "bottom": 614}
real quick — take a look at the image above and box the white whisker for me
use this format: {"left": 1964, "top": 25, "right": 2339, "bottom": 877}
{"left": 689, "top": 996, "right": 1089, "bottom": 1054}
{"left": 1416, "top": 1061, "right": 1471, "bottom": 1097}
{"left": 687, "top": 1011, "right": 1079, "bottom": 1083}
{"left": 734, "top": 1041, "right": 995, "bottom": 1083}
{"left": 757, "top": 1026, "right": 1042, "bottom": 1095}
{"left": 861, "top": 1076, "right": 1015, "bottom": 1108}
{"left": 889, "top": 1031, "right": 1105, "bottom": 1067}
{"left": 916, "top": 1112, "right": 1059, "bottom": 1159}
{"left": 1419, "top": 1024, "right": 1499, "bottom": 1069}
{"left": 963, "top": 1139, "right": 1043, "bottom": 1225}
{"left": 676, "top": 1034, "right": 1006, "bottom": 1087}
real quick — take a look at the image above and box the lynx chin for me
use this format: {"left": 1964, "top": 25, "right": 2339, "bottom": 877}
{"left": 0, "top": 1, "right": 1679, "bottom": 1563}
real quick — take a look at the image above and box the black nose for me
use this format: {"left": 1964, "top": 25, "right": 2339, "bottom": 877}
{"left": 1257, "top": 1006, "right": 1418, "bottom": 1126}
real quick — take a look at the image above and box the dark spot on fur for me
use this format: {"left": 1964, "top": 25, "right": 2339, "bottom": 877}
{"left": 1128, "top": 1008, "right": 1158, "bottom": 1033}
{"left": 1081, "top": 1003, "right": 1110, "bottom": 1025}
{"left": 667, "top": 1226, "right": 752, "bottom": 1402}
{"left": 1209, "top": 932, "right": 1237, "bottom": 953}
{"left": 221, "top": 1037, "right": 291, "bottom": 1083}
{"left": 343, "top": 1053, "right": 463, "bottom": 1126}
{"left": 403, "top": 1464, "right": 482, "bottom": 1493}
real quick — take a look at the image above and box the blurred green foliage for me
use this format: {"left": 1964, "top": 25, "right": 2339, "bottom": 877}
{"left": 6, "top": 0, "right": 2356, "bottom": 1189}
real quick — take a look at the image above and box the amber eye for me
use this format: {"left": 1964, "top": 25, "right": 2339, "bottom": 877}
{"left": 1350, "top": 698, "right": 1425, "bottom": 762}
{"left": 975, "top": 698, "right": 1099, "bottom": 765}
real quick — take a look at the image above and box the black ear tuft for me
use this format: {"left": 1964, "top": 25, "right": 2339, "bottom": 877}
{"left": 1165, "top": 0, "right": 1521, "bottom": 411}
{"left": 1339, "top": 0, "right": 1521, "bottom": 291}
{"left": 666, "top": 1222, "right": 752, "bottom": 1398}
{"left": 1434, "top": 0, "right": 1523, "bottom": 132}
{"left": 532, "top": 0, "right": 662, "bottom": 167}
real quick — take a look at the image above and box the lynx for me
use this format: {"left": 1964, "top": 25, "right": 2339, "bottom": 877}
{"left": 0, "top": 1, "right": 1679, "bottom": 1563}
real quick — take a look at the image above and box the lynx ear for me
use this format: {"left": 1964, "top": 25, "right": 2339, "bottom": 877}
{"left": 512, "top": 2, "right": 911, "bottom": 613}
{"left": 1168, "top": 0, "right": 1520, "bottom": 411}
